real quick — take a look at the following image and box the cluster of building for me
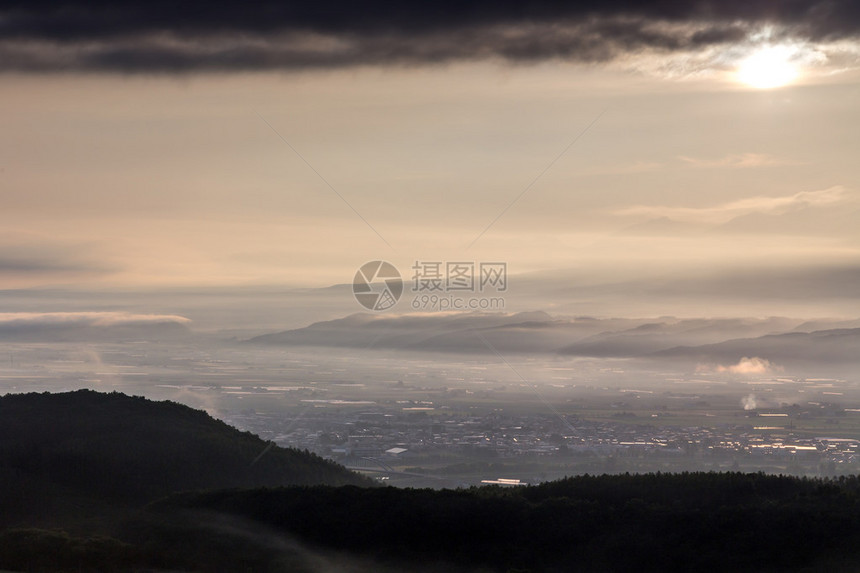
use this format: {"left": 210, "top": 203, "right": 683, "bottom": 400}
{"left": 223, "top": 402, "right": 860, "bottom": 479}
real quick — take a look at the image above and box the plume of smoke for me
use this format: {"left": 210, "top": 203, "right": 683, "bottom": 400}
{"left": 699, "top": 356, "right": 779, "bottom": 375}
{"left": 80, "top": 346, "right": 119, "bottom": 389}
{"left": 719, "top": 356, "right": 776, "bottom": 374}
{"left": 156, "top": 509, "right": 446, "bottom": 573}
{"left": 741, "top": 393, "right": 758, "bottom": 410}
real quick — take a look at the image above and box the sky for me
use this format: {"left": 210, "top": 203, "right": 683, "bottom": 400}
{"left": 1, "top": 0, "right": 860, "bottom": 319}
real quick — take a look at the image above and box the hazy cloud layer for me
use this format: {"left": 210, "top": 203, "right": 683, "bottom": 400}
{"left": 616, "top": 186, "right": 852, "bottom": 224}
{"left": 678, "top": 153, "right": 801, "bottom": 169}
{"left": 0, "top": 237, "right": 119, "bottom": 285}
{"left": 0, "top": 312, "right": 192, "bottom": 342}
{"left": 2, "top": 0, "right": 860, "bottom": 71}
{"left": 0, "top": 311, "right": 190, "bottom": 327}
{"left": 0, "top": 249, "right": 115, "bottom": 277}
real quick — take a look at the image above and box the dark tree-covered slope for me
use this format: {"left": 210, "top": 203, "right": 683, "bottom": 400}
{"left": 163, "top": 473, "right": 860, "bottom": 572}
{"left": 0, "top": 389, "right": 369, "bottom": 525}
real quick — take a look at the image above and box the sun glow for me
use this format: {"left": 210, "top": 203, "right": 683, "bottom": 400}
{"left": 736, "top": 45, "right": 800, "bottom": 88}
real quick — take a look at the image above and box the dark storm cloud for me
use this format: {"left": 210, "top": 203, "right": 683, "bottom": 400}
{"left": 0, "top": 0, "right": 858, "bottom": 71}
{"left": 2, "top": 1, "right": 859, "bottom": 41}
{"left": 0, "top": 245, "right": 116, "bottom": 277}
{"left": 0, "top": 256, "right": 109, "bottom": 275}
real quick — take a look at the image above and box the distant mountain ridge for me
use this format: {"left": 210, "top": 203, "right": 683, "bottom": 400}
{"left": 247, "top": 312, "right": 840, "bottom": 353}
{"left": 655, "top": 327, "right": 860, "bottom": 365}
{"left": 247, "top": 310, "right": 563, "bottom": 352}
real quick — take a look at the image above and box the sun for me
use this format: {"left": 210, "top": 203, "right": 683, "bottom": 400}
{"left": 736, "top": 46, "right": 799, "bottom": 89}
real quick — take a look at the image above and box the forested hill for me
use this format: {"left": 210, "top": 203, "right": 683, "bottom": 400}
{"left": 0, "top": 389, "right": 369, "bottom": 521}
{"left": 162, "top": 472, "right": 860, "bottom": 572}
{"left": 4, "top": 466, "right": 860, "bottom": 571}
{"left": 5, "top": 392, "right": 860, "bottom": 572}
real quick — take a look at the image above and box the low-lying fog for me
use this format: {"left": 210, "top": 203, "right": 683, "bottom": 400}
{"left": 2, "top": 298, "right": 859, "bottom": 484}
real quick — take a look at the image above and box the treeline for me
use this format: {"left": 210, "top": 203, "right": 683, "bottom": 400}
{"left": 4, "top": 472, "right": 860, "bottom": 571}
{"left": 163, "top": 472, "right": 860, "bottom": 572}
